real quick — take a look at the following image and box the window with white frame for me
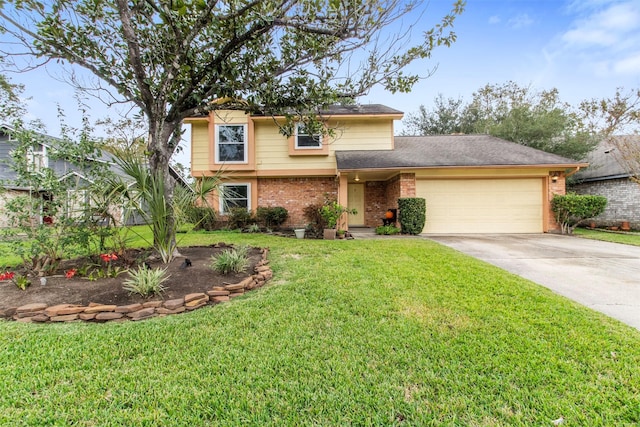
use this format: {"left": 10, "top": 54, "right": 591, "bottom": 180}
{"left": 27, "top": 143, "right": 48, "bottom": 172}
{"left": 295, "top": 122, "right": 322, "bottom": 148}
{"left": 215, "top": 124, "right": 247, "bottom": 163}
{"left": 220, "top": 183, "right": 250, "bottom": 213}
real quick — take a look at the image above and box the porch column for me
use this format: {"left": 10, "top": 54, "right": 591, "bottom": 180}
{"left": 338, "top": 174, "right": 349, "bottom": 230}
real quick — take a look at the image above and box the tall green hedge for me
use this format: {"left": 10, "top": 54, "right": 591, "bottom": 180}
{"left": 551, "top": 193, "right": 607, "bottom": 234}
{"left": 398, "top": 197, "right": 426, "bottom": 235}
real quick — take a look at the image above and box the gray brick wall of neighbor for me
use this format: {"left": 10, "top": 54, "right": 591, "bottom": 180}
{"left": 571, "top": 178, "right": 640, "bottom": 229}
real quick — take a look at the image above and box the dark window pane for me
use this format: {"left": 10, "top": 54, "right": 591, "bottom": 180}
{"left": 225, "top": 185, "right": 248, "bottom": 198}
{"left": 296, "top": 123, "right": 321, "bottom": 148}
{"left": 219, "top": 143, "right": 245, "bottom": 162}
{"left": 222, "top": 184, "right": 249, "bottom": 212}
{"left": 226, "top": 199, "right": 248, "bottom": 209}
{"left": 297, "top": 134, "right": 321, "bottom": 147}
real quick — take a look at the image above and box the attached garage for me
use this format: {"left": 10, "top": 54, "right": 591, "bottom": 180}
{"left": 336, "top": 135, "right": 587, "bottom": 234}
{"left": 416, "top": 178, "right": 544, "bottom": 233}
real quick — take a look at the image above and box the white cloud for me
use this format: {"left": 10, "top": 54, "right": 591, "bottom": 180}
{"left": 488, "top": 15, "right": 501, "bottom": 25}
{"left": 562, "top": 1, "right": 640, "bottom": 47}
{"left": 614, "top": 52, "right": 640, "bottom": 73}
{"left": 562, "top": 28, "right": 617, "bottom": 46}
{"left": 508, "top": 13, "right": 534, "bottom": 29}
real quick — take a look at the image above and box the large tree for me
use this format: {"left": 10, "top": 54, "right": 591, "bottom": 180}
{"left": 403, "top": 81, "right": 598, "bottom": 160}
{"left": 580, "top": 88, "right": 640, "bottom": 184}
{"left": 0, "top": 0, "right": 464, "bottom": 257}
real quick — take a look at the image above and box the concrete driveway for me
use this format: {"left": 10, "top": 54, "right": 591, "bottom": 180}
{"left": 427, "top": 234, "right": 640, "bottom": 331}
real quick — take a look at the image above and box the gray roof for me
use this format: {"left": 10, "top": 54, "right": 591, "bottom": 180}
{"left": 317, "top": 104, "right": 403, "bottom": 116}
{"left": 189, "top": 103, "right": 403, "bottom": 118}
{"left": 336, "top": 134, "right": 584, "bottom": 170}
{"left": 574, "top": 136, "right": 639, "bottom": 182}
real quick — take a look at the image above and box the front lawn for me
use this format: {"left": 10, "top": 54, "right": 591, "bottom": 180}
{"left": 1, "top": 232, "right": 639, "bottom": 426}
{"left": 574, "top": 227, "right": 640, "bottom": 246}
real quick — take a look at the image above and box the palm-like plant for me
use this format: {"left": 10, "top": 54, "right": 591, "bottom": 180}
{"left": 107, "top": 149, "right": 222, "bottom": 263}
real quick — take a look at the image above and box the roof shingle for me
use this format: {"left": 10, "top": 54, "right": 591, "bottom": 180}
{"left": 336, "top": 134, "right": 585, "bottom": 170}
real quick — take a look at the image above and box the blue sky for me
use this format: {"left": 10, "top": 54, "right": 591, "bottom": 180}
{"left": 366, "top": 0, "right": 640, "bottom": 126}
{"left": 5, "top": 0, "right": 640, "bottom": 165}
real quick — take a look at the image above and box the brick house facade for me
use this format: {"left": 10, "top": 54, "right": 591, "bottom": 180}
{"left": 187, "top": 105, "right": 584, "bottom": 234}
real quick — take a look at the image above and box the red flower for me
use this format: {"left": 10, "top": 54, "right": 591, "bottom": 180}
{"left": 65, "top": 269, "right": 77, "bottom": 279}
{"left": 100, "top": 253, "right": 118, "bottom": 263}
{"left": 0, "top": 271, "right": 15, "bottom": 281}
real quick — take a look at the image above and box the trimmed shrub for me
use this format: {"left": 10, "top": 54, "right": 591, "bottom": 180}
{"left": 256, "top": 206, "right": 289, "bottom": 229}
{"left": 188, "top": 206, "right": 217, "bottom": 231}
{"left": 398, "top": 198, "right": 426, "bottom": 235}
{"left": 227, "top": 207, "right": 254, "bottom": 230}
{"left": 551, "top": 193, "right": 607, "bottom": 234}
{"left": 303, "top": 203, "right": 327, "bottom": 237}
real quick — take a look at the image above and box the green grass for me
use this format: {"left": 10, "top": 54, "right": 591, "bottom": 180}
{"left": 1, "top": 232, "right": 639, "bottom": 426}
{"left": 574, "top": 227, "right": 640, "bottom": 246}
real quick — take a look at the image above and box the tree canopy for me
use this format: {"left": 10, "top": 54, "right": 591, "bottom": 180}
{"left": 0, "top": 0, "right": 465, "bottom": 259}
{"left": 580, "top": 88, "right": 640, "bottom": 184}
{"left": 402, "top": 81, "right": 599, "bottom": 160}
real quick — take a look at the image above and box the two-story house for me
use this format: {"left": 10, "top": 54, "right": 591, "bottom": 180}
{"left": 186, "top": 104, "right": 587, "bottom": 234}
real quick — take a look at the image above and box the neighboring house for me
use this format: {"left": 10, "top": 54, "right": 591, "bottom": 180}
{"left": 185, "top": 104, "right": 586, "bottom": 234}
{"left": 570, "top": 137, "right": 640, "bottom": 229}
{"left": 0, "top": 125, "right": 190, "bottom": 227}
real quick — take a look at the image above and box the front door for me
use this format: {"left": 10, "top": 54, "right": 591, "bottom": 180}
{"left": 347, "top": 183, "right": 365, "bottom": 226}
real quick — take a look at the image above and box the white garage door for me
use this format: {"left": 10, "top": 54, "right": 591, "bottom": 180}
{"left": 416, "top": 179, "right": 544, "bottom": 234}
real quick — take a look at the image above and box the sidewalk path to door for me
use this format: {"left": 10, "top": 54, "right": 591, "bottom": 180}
{"left": 427, "top": 234, "right": 640, "bottom": 331}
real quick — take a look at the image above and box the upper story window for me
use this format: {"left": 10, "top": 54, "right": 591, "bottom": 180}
{"left": 295, "top": 123, "right": 322, "bottom": 149}
{"left": 27, "top": 143, "right": 48, "bottom": 172}
{"left": 215, "top": 124, "right": 247, "bottom": 163}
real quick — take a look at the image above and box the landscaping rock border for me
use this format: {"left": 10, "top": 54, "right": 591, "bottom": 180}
{"left": 0, "top": 249, "right": 272, "bottom": 324}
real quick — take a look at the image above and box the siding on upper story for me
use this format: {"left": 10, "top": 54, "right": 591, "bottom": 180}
{"left": 188, "top": 110, "right": 397, "bottom": 176}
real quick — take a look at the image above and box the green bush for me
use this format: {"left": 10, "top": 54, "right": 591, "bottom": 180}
{"left": 303, "top": 203, "right": 327, "bottom": 237}
{"left": 188, "top": 206, "right": 217, "bottom": 231}
{"left": 227, "top": 207, "right": 254, "bottom": 230}
{"left": 398, "top": 198, "right": 426, "bottom": 235}
{"left": 319, "top": 201, "right": 356, "bottom": 229}
{"left": 375, "top": 225, "right": 401, "bottom": 235}
{"left": 551, "top": 193, "right": 607, "bottom": 234}
{"left": 256, "top": 206, "right": 288, "bottom": 229}
{"left": 122, "top": 266, "right": 169, "bottom": 297}
{"left": 210, "top": 245, "right": 249, "bottom": 274}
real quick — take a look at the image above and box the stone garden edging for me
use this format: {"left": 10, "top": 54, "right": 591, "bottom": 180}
{"left": 0, "top": 249, "right": 272, "bottom": 324}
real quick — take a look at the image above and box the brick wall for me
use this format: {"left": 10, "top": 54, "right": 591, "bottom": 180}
{"left": 364, "top": 181, "right": 386, "bottom": 226}
{"left": 386, "top": 175, "right": 401, "bottom": 209}
{"left": 257, "top": 177, "right": 338, "bottom": 228}
{"left": 547, "top": 175, "right": 565, "bottom": 232}
{"left": 398, "top": 173, "right": 416, "bottom": 197}
{"left": 570, "top": 178, "right": 640, "bottom": 229}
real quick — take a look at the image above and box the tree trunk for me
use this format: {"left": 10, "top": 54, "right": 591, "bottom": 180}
{"left": 147, "top": 118, "right": 179, "bottom": 256}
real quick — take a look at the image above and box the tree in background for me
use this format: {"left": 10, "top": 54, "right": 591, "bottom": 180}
{"left": 0, "top": 0, "right": 465, "bottom": 260}
{"left": 402, "top": 94, "right": 470, "bottom": 135}
{"left": 403, "top": 81, "right": 598, "bottom": 160}
{"left": 580, "top": 88, "right": 640, "bottom": 185}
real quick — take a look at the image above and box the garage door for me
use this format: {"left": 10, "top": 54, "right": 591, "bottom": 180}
{"left": 416, "top": 179, "right": 543, "bottom": 234}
